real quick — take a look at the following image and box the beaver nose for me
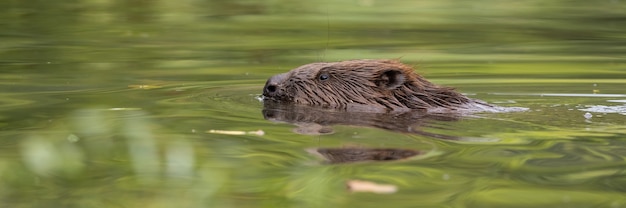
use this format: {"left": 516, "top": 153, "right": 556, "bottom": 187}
{"left": 263, "top": 73, "right": 288, "bottom": 97}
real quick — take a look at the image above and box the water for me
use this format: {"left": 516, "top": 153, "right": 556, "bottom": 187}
{"left": 1, "top": 0, "right": 626, "bottom": 207}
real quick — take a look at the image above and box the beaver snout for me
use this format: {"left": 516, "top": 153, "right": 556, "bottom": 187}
{"left": 263, "top": 73, "right": 288, "bottom": 98}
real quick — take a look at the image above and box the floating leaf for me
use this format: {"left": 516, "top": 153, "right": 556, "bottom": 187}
{"left": 346, "top": 180, "right": 397, "bottom": 194}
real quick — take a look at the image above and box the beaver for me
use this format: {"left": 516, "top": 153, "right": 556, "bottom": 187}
{"left": 263, "top": 59, "right": 497, "bottom": 113}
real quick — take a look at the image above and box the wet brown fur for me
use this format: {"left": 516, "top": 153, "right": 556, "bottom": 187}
{"left": 263, "top": 59, "right": 489, "bottom": 113}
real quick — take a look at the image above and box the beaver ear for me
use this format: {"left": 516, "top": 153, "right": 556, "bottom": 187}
{"left": 378, "top": 70, "right": 406, "bottom": 90}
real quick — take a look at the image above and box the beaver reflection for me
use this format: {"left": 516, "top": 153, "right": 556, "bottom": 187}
{"left": 262, "top": 102, "right": 461, "bottom": 140}
{"left": 308, "top": 147, "right": 421, "bottom": 164}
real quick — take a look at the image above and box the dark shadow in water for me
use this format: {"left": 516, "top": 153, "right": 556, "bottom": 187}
{"left": 307, "top": 147, "right": 422, "bottom": 164}
{"left": 262, "top": 101, "right": 462, "bottom": 140}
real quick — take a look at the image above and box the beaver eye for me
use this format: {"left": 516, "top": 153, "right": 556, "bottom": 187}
{"left": 318, "top": 73, "right": 330, "bottom": 81}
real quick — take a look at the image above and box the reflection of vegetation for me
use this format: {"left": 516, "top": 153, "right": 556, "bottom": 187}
{"left": 2, "top": 0, "right": 625, "bottom": 68}
{"left": 5, "top": 107, "right": 625, "bottom": 207}
{"left": 6, "top": 108, "right": 262, "bottom": 207}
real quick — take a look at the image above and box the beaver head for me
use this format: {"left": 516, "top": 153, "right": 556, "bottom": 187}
{"left": 262, "top": 59, "right": 489, "bottom": 113}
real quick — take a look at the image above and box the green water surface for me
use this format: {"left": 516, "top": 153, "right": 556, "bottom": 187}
{"left": 1, "top": 0, "right": 626, "bottom": 207}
